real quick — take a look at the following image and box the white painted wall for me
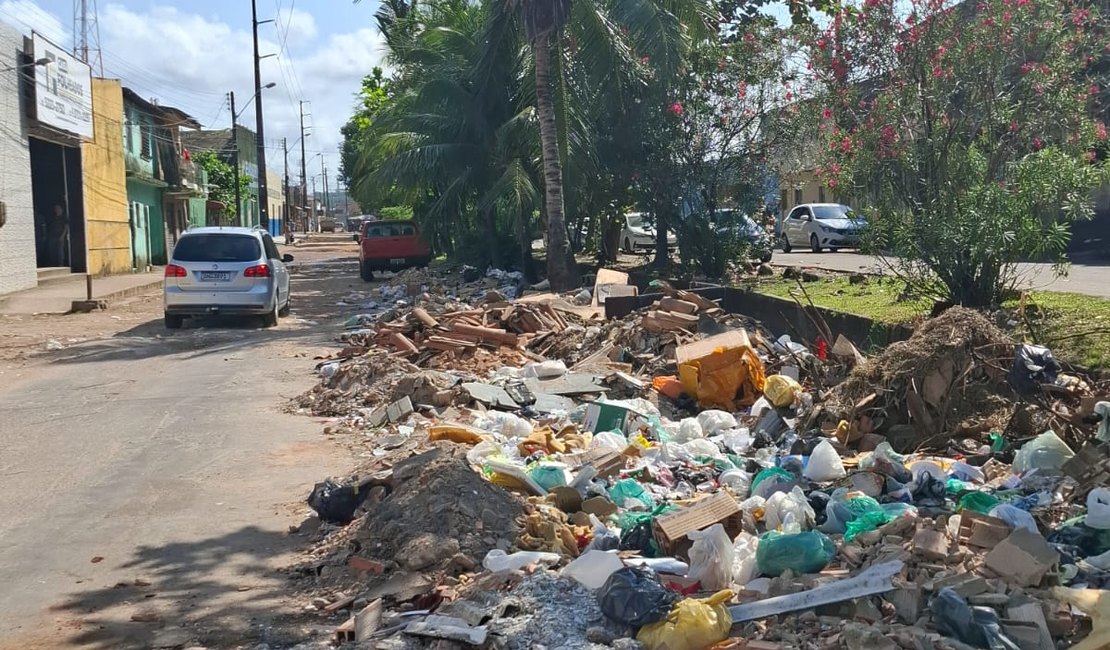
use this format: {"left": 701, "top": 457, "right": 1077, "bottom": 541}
{"left": 0, "top": 21, "right": 38, "bottom": 295}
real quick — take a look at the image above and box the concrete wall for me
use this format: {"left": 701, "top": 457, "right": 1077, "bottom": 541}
{"left": 83, "top": 78, "right": 131, "bottom": 277}
{"left": 0, "top": 22, "right": 37, "bottom": 295}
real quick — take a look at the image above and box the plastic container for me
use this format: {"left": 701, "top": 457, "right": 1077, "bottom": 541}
{"left": 483, "top": 549, "right": 561, "bottom": 572}
{"left": 755, "top": 530, "right": 836, "bottom": 576}
{"left": 718, "top": 469, "right": 752, "bottom": 496}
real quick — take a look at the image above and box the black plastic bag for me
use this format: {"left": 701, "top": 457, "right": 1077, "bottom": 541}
{"left": 619, "top": 520, "right": 658, "bottom": 557}
{"left": 931, "top": 588, "right": 1020, "bottom": 650}
{"left": 1007, "top": 344, "right": 1060, "bottom": 398}
{"left": 597, "top": 567, "right": 679, "bottom": 629}
{"left": 307, "top": 479, "right": 368, "bottom": 524}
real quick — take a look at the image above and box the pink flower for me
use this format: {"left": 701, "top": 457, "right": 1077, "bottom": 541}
{"left": 1085, "top": 150, "right": 1097, "bottom": 161}
{"left": 822, "top": 107, "right": 833, "bottom": 119}
{"left": 1089, "top": 83, "right": 1101, "bottom": 97}
{"left": 827, "top": 178, "right": 839, "bottom": 189}
{"left": 1097, "top": 122, "right": 1108, "bottom": 140}
{"left": 1009, "top": 121, "right": 1020, "bottom": 133}
{"left": 1020, "top": 62, "right": 1035, "bottom": 74}
{"left": 1002, "top": 10, "right": 1013, "bottom": 22}
{"left": 1016, "top": 0, "right": 1029, "bottom": 6}
{"left": 815, "top": 166, "right": 825, "bottom": 177}
{"left": 668, "top": 102, "right": 684, "bottom": 116}
{"left": 1073, "top": 9, "right": 1090, "bottom": 26}
{"left": 931, "top": 66, "right": 944, "bottom": 79}
{"left": 840, "top": 137, "right": 852, "bottom": 153}
{"left": 1033, "top": 137, "right": 1043, "bottom": 150}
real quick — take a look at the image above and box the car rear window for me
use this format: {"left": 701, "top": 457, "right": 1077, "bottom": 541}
{"left": 364, "top": 222, "right": 418, "bottom": 238}
{"left": 172, "top": 234, "right": 261, "bottom": 262}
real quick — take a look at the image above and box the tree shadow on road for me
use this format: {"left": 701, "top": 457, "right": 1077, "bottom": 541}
{"left": 48, "top": 525, "right": 328, "bottom": 650}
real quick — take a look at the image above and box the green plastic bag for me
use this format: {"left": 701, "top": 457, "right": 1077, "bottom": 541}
{"left": 609, "top": 478, "right": 656, "bottom": 510}
{"left": 956, "top": 491, "right": 1000, "bottom": 515}
{"left": 618, "top": 503, "right": 678, "bottom": 531}
{"left": 529, "top": 464, "right": 568, "bottom": 491}
{"left": 756, "top": 530, "right": 836, "bottom": 576}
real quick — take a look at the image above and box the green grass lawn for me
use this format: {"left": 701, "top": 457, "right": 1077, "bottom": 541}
{"left": 745, "top": 275, "right": 1110, "bottom": 369}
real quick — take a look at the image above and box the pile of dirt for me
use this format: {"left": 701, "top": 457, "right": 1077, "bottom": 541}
{"left": 290, "top": 350, "right": 422, "bottom": 417}
{"left": 356, "top": 445, "right": 523, "bottom": 573}
{"left": 823, "top": 307, "right": 1017, "bottom": 451}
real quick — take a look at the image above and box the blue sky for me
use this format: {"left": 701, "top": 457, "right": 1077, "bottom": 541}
{"left": 0, "top": 0, "right": 387, "bottom": 184}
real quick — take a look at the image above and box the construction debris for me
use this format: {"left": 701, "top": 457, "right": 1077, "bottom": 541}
{"left": 287, "top": 267, "right": 1110, "bottom": 650}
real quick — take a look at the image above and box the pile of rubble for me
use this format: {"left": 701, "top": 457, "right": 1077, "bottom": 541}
{"left": 288, "top": 267, "right": 1110, "bottom": 650}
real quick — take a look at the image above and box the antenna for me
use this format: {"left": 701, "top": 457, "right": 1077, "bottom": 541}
{"left": 73, "top": 0, "right": 104, "bottom": 76}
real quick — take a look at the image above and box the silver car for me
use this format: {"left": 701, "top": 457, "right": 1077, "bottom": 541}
{"left": 163, "top": 227, "right": 293, "bottom": 329}
{"left": 780, "top": 203, "right": 865, "bottom": 253}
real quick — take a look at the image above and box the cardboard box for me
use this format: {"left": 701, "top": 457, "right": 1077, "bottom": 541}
{"left": 984, "top": 528, "right": 1060, "bottom": 587}
{"left": 653, "top": 491, "right": 742, "bottom": 558}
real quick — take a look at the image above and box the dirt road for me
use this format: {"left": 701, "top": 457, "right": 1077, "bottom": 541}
{"left": 0, "top": 238, "right": 371, "bottom": 649}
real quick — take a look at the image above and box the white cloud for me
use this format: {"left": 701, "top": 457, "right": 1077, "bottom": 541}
{"left": 0, "top": 0, "right": 67, "bottom": 45}
{"left": 1, "top": 1, "right": 385, "bottom": 181}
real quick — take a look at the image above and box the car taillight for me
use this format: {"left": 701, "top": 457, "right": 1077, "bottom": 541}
{"left": 244, "top": 264, "right": 272, "bottom": 278}
{"left": 165, "top": 264, "right": 187, "bottom": 277}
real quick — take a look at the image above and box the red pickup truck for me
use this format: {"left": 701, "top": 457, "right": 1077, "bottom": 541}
{"left": 356, "top": 219, "right": 432, "bottom": 281}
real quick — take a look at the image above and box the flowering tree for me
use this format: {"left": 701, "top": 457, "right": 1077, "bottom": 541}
{"left": 809, "top": 0, "right": 1109, "bottom": 306}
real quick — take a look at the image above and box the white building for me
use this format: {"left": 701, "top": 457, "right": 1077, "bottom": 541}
{"left": 0, "top": 21, "right": 37, "bottom": 295}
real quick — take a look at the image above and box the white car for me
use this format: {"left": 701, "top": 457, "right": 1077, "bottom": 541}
{"left": 780, "top": 203, "right": 865, "bottom": 253}
{"left": 620, "top": 212, "right": 677, "bottom": 253}
{"left": 163, "top": 227, "right": 293, "bottom": 329}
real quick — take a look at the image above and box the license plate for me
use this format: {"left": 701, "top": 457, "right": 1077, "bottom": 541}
{"left": 199, "top": 271, "right": 231, "bottom": 281}
{"left": 390, "top": 258, "right": 405, "bottom": 265}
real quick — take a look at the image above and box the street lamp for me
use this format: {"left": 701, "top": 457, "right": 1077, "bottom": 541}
{"left": 228, "top": 82, "right": 275, "bottom": 225}
{"left": 0, "top": 57, "right": 51, "bottom": 73}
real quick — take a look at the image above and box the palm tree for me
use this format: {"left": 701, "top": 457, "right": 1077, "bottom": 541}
{"left": 498, "top": 0, "right": 715, "bottom": 290}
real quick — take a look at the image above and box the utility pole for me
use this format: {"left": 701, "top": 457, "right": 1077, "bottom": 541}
{"left": 311, "top": 176, "right": 317, "bottom": 231}
{"left": 251, "top": 0, "right": 274, "bottom": 231}
{"left": 282, "top": 137, "right": 290, "bottom": 233}
{"left": 299, "top": 100, "right": 308, "bottom": 231}
{"left": 322, "top": 157, "right": 330, "bottom": 220}
{"left": 230, "top": 91, "right": 241, "bottom": 226}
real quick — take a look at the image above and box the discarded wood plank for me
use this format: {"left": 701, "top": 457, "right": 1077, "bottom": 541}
{"left": 658, "top": 297, "right": 699, "bottom": 314}
{"left": 324, "top": 594, "right": 357, "bottom": 613}
{"left": 728, "top": 561, "right": 903, "bottom": 623}
{"left": 450, "top": 322, "right": 522, "bottom": 347}
{"left": 592, "top": 268, "right": 631, "bottom": 307}
{"left": 411, "top": 308, "right": 440, "bottom": 329}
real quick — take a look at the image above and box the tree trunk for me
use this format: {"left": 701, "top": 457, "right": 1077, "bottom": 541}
{"left": 483, "top": 205, "right": 501, "bottom": 268}
{"left": 533, "top": 31, "right": 579, "bottom": 291}
{"left": 654, "top": 209, "right": 670, "bottom": 268}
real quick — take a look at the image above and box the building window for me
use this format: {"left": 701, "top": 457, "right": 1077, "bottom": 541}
{"left": 140, "top": 122, "right": 152, "bottom": 160}
{"left": 818, "top": 186, "right": 826, "bottom": 203}
{"left": 125, "top": 114, "right": 134, "bottom": 152}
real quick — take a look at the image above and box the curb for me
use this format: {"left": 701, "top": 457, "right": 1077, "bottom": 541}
{"left": 68, "top": 279, "right": 163, "bottom": 313}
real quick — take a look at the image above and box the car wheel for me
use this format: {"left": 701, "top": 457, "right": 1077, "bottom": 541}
{"left": 780, "top": 234, "right": 792, "bottom": 253}
{"left": 830, "top": 247, "right": 839, "bottom": 253}
{"left": 359, "top": 260, "right": 374, "bottom": 282}
{"left": 278, "top": 295, "right": 291, "bottom": 317}
{"left": 810, "top": 234, "right": 823, "bottom": 253}
{"left": 164, "top": 313, "right": 183, "bottom": 330}
{"left": 262, "top": 301, "right": 279, "bottom": 328}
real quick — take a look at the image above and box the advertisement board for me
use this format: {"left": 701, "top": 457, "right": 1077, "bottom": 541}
{"left": 31, "top": 33, "right": 94, "bottom": 140}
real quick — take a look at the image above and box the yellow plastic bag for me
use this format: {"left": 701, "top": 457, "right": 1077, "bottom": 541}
{"left": 428, "top": 424, "right": 488, "bottom": 445}
{"left": 763, "top": 374, "right": 802, "bottom": 408}
{"left": 637, "top": 590, "right": 734, "bottom": 650}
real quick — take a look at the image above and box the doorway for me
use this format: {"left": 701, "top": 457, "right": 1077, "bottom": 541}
{"left": 29, "top": 137, "right": 86, "bottom": 273}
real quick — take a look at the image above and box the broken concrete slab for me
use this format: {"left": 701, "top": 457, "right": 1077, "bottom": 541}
{"left": 911, "top": 527, "right": 949, "bottom": 562}
{"left": 404, "top": 615, "right": 488, "bottom": 645}
{"left": 461, "top": 383, "right": 518, "bottom": 409}
{"left": 728, "top": 561, "right": 903, "bottom": 623}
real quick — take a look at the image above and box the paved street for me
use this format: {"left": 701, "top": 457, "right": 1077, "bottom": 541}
{"left": 0, "top": 240, "right": 364, "bottom": 649}
{"left": 771, "top": 251, "right": 1110, "bottom": 298}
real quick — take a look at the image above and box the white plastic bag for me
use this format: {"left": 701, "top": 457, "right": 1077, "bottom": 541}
{"left": 682, "top": 438, "right": 723, "bottom": 459}
{"left": 1087, "top": 488, "right": 1110, "bottom": 530}
{"left": 988, "top": 504, "right": 1038, "bottom": 532}
{"left": 718, "top": 469, "right": 751, "bottom": 496}
{"left": 522, "top": 360, "right": 568, "bottom": 379}
{"left": 731, "top": 532, "right": 760, "bottom": 586}
{"left": 483, "top": 549, "right": 561, "bottom": 572}
{"left": 697, "top": 410, "right": 738, "bottom": 435}
{"left": 721, "top": 428, "right": 754, "bottom": 454}
{"left": 465, "top": 440, "right": 502, "bottom": 467}
{"left": 687, "top": 524, "right": 734, "bottom": 590}
{"left": 480, "top": 411, "right": 534, "bottom": 439}
{"left": 1013, "top": 430, "right": 1075, "bottom": 474}
{"left": 675, "top": 418, "right": 705, "bottom": 443}
{"left": 803, "top": 439, "right": 847, "bottom": 482}
{"left": 590, "top": 430, "right": 628, "bottom": 451}
{"left": 764, "top": 486, "right": 815, "bottom": 531}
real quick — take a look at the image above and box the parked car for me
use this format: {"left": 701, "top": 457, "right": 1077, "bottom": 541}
{"left": 780, "top": 203, "right": 864, "bottom": 253}
{"left": 620, "top": 212, "right": 677, "bottom": 253}
{"left": 711, "top": 209, "right": 774, "bottom": 263}
{"left": 163, "top": 226, "right": 293, "bottom": 329}
{"left": 358, "top": 219, "right": 432, "bottom": 281}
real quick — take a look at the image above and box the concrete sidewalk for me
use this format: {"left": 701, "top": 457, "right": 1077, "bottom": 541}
{"left": 0, "top": 270, "right": 163, "bottom": 315}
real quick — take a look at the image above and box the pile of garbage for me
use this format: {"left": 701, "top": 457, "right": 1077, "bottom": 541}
{"left": 291, "top": 269, "right": 1110, "bottom": 650}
